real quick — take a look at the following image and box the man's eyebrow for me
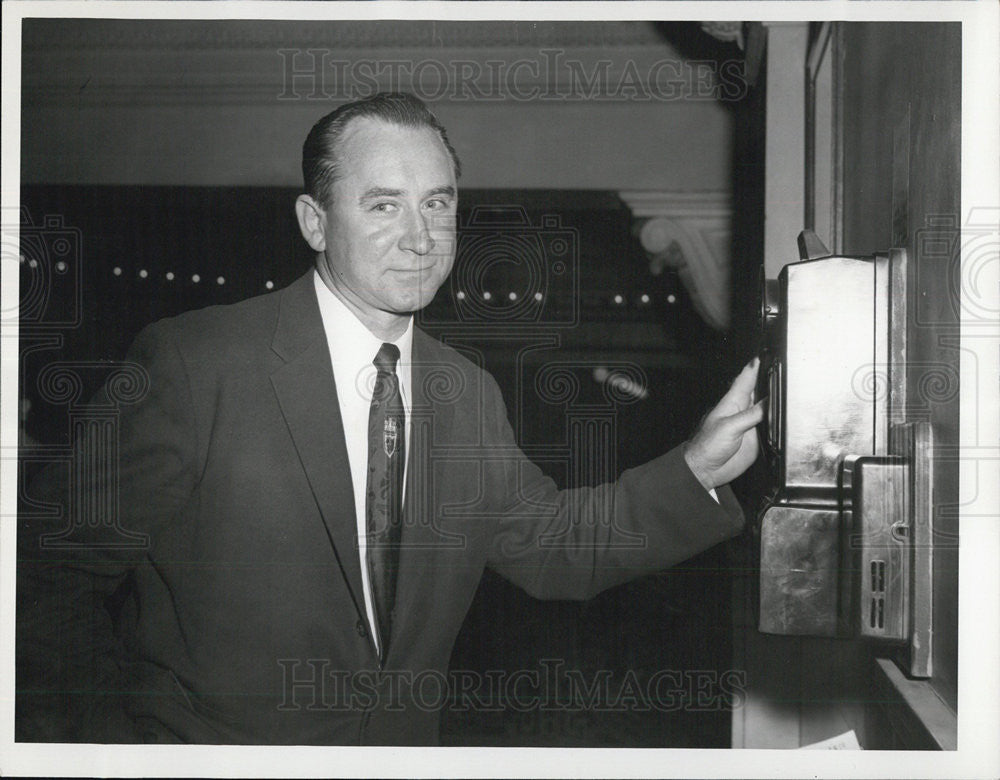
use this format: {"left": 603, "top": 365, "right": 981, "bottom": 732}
{"left": 359, "top": 187, "right": 404, "bottom": 203}
{"left": 358, "top": 185, "right": 456, "bottom": 203}
{"left": 426, "top": 185, "right": 456, "bottom": 199}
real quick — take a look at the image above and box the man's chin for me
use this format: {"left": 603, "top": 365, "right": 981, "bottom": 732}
{"left": 389, "top": 286, "right": 444, "bottom": 314}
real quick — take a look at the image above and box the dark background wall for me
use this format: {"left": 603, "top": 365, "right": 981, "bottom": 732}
{"left": 19, "top": 20, "right": 736, "bottom": 192}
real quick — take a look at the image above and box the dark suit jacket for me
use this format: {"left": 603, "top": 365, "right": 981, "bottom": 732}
{"left": 17, "top": 271, "right": 744, "bottom": 745}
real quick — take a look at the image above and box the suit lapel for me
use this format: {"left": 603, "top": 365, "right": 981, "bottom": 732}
{"left": 268, "top": 273, "right": 367, "bottom": 624}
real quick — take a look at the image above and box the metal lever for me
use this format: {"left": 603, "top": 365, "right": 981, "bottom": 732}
{"left": 797, "top": 229, "right": 831, "bottom": 261}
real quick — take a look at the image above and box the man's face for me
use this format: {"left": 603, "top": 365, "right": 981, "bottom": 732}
{"left": 312, "top": 118, "right": 458, "bottom": 320}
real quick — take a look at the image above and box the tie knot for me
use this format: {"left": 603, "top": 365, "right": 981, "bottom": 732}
{"left": 374, "top": 342, "right": 400, "bottom": 374}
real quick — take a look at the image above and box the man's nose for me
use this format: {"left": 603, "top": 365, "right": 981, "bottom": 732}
{"left": 398, "top": 210, "right": 436, "bottom": 255}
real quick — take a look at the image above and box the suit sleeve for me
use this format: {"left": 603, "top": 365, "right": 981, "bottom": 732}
{"left": 17, "top": 321, "right": 201, "bottom": 742}
{"left": 482, "top": 373, "right": 745, "bottom": 601}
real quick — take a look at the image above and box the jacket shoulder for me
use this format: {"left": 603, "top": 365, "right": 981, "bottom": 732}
{"left": 136, "top": 287, "right": 283, "bottom": 359}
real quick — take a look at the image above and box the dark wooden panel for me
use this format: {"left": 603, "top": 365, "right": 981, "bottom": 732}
{"left": 840, "top": 22, "right": 960, "bottom": 715}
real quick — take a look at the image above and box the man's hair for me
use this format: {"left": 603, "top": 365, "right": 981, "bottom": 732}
{"left": 302, "top": 92, "right": 462, "bottom": 206}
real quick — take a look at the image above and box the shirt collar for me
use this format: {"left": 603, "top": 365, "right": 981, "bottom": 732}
{"left": 313, "top": 270, "right": 413, "bottom": 394}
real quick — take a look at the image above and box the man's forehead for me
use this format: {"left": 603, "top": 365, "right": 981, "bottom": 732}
{"left": 339, "top": 117, "right": 445, "bottom": 159}
{"left": 334, "top": 117, "right": 454, "bottom": 190}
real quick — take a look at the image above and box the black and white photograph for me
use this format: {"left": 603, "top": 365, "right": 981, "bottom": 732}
{"left": 2, "top": 1, "right": 997, "bottom": 777}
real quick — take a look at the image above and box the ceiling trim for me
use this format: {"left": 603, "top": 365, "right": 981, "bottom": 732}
{"left": 22, "top": 19, "right": 676, "bottom": 52}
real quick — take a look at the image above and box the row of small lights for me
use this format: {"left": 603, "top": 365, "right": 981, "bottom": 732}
{"left": 108, "top": 266, "right": 276, "bottom": 290}
{"left": 20, "top": 257, "right": 69, "bottom": 272}
{"left": 454, "top": 290, "right": 675, "bottom": 305}
{"left": 25, "top": 259, "right": 676, "bottom": 304}
{"left": 454, "top": 290, "right": 545, "bottom": 303}
{"left": 612, "top": 292, "right": 678, "bottom": 305}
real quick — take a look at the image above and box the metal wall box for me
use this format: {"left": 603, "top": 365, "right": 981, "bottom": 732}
{"left": 757, "top": 233, "right": 932, "bottom": 676}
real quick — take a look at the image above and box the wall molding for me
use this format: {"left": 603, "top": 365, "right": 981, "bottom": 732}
{"left": 618, "top": 190, "right": 732, "bottom": 329}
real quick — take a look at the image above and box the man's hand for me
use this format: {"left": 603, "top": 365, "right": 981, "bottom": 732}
{"left": 683, "top": 358, "right": 765, "bottom": 490}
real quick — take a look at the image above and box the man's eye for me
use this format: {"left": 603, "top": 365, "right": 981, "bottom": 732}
{"left": 371, "top": 202, "right": 397, "bottom": 213}
{"left": 425, "top": 198, "right": 452, "bottom": 211}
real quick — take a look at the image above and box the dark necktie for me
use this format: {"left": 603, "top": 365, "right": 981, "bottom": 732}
{"left": 366, "top": 342, "right": 405, "bottom": 662}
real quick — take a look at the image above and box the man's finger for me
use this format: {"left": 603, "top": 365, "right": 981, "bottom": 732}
{"left": 724, "top": 397, "right": 765, "bottom": 434}
{"left": 721, "top": 358, "right": 760, "bottom": 407}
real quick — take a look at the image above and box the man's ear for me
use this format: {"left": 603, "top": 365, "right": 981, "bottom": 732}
{"left": 295, "top": 194, "right": 327, "bottom": 252}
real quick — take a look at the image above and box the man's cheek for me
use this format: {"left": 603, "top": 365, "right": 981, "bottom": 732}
{"left": 366, "top": 224, "right": 398, "bottom": 253}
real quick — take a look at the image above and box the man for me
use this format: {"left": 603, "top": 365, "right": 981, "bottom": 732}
{"left": 17, "top": 93, "right": 762, "bottom": 745}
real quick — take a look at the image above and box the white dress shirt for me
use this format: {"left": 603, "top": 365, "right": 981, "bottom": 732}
{"left": 313, "top": 272, "right": 412, "bottom": 654}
